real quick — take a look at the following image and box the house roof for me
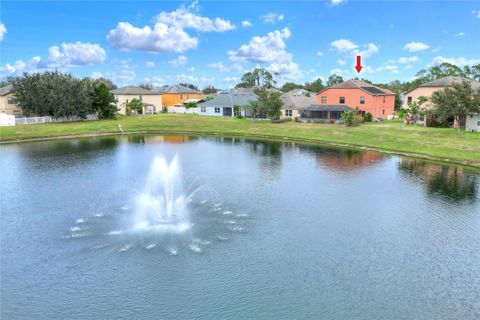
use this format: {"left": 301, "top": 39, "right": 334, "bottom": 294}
{"left": 403, "top": 76, "right": 480, "bottom": 95}
{"left": 303, "top": 104, "right": 354, "bottom": 112}
{"left": 0, "top": 84, "right": 13, "bottom": 96}
{"left": 153, "top": 84, "right": 201, "bottom": 94}
{"left": 317, "top": 80, "right": 395, "bottom": 95}
{"left": 280, "top": 89, "right": 316, "bottom": 110}
{"left": 418, "top": 76, "right": 480, "bottom": 89}
{"left": 199, "top": 92, "right": 258, "bottom": 108}
{"left": 111, "top": 86, "right": 158, "bottom": 95}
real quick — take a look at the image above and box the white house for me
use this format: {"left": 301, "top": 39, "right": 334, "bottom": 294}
{"left": 197, "top": 91, "right": 258, "bottom": 117}
{"left": 466, "top": 113, "right": 480, "bottom": 132}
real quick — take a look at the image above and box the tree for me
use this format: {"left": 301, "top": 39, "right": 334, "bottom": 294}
{"left": 244, "top": 100, "right": 260, "bottom": 120}
{"left": 10, "top": 71, "right": 93, "bottom": 117}
{"left": 126, "top": 98, "right": 143, "bottom": 115}
{"left": 138, "top": 82, "right": 153, "bottom": 90}
{"left": 238, "top": 68, "right": 274, "bottom": 88}
{"left": 280, "top": 82, "right": 304, "bottom": 92}
{"left": 304, "top": 78, "right": 324, "bottom": 93}
{"left": 179, "top": 83, "right": 199, "bottom": 91}
{"left": 341, "top": 109, "right": 361, "bottom": 127}
{"left": 184, "top": 101, "right": 197, "bottom": 109}
{"left": 430, "top": 80, "right": 480, "bottom": 132}
{"left": 327, "top": 74, "right": 344, "bottom": 87}
{"left": 92, "top": 82, "right": 118, "bottom": 119}
{"left": 202, "top": 85, "right": 218, "bottom": 94}
{"left": 256, "top": 88, "right": 282, "bottom": 120}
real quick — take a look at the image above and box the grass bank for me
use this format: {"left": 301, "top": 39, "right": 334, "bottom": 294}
{"left": 1, "top": 114, "right": 479, "bottom": 167}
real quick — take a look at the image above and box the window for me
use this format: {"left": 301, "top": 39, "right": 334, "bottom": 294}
{"left": 382, "top": 109, "right": 385, "bottom": 115}
{"left": 383, "top": 96, "right": 386, "bottom": 103}
{"left": 7, "top": 97, "right": 16, "bottom": 104}
{"left": 407, "top": 96, "right": 412, "bottom": 104}
{"left": 360, "top": 96, "right": 365, "bottom": 104}
{"left": 201, "top": 106, "right": 206, "bottom": 112}
{"left": 186, "top": 95, "right": 189, "bottom": 100}
{"left": 285, "top": 110, "right": 292, "bottom": 116}
{"left": 339, "top": 96, "right": 345, "bottom": 104}
{"left": 321, "top": 96, "right": 327, "bottom": 104}
{"left": 477, "top": 120, "right": 480, "bottom": 127}
{"left": 180, "top": 94, "right": 183, "bottom": 99}
{"left": 214, "top": 107, "right": 220, "bottom": 113}
{"left": 139, "top": 95, "right": 143, "bottom": 102}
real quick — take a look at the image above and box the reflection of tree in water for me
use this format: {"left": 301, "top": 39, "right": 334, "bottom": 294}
{"left": 298, "top": 145, "right": 386, "bottom": 172}
{"left": 245, "top": 139, "right": 283, "bottom": 173}
{"left": 399, "top": 158, "right": 478, "bottom": 203}
{"left": 20, "top": 137, "right": 119, "bottom": 158}
{"left": 127, "top": 135, "right": 198, "bottom": 144}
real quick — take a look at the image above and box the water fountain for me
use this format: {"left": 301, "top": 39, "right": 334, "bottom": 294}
{"left": 133, "top": 155, "right": 191, "bottom": 232}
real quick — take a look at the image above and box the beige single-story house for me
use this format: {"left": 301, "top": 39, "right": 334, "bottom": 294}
{"left": 0, "top": 85, "right": 22, "bottom": 116}
{"left": 403, "top": 76, "right": 480, "bottom": 127}
{"left": 111, "top": 86, "right": 163, "bottom": 115}
{"left": 280, "top": 89, "right": 316, "bottom": 118}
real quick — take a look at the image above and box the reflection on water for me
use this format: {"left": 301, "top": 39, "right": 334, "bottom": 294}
{"left": 18, "top": 137, "right": 119, "bottom": 158}
{"left": 308, "top": 147, "right": 385, "bottom": 171}
{"left": 128, "top": 135, "right": 197, "bottom": 144}
{"left": 399, "top": 158, "right": 478, "bottom": 203}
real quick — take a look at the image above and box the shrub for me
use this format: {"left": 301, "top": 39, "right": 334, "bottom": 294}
{"left": 364, "top": 112, "right": 373, "bottom": 122}
{"left": 272, "top": 117, "right": 292, "bottom": 123}
{"left": 341, "top": 110, "right": 362, "bottom": 127}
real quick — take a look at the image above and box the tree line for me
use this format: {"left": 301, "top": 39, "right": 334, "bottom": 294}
{"left": 9, "top": 72, "right": 118, "bottom": 119}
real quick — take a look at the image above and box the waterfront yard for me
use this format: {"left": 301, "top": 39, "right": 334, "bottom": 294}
{"left": 1, "top": 114, "right": 479, "bottom": 166}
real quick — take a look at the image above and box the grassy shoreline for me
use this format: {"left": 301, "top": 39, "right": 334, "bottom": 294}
{"left": 1, "top": 114, "right": 479, "bottom": 168}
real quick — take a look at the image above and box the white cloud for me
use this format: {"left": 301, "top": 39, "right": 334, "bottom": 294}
{"left": 330, "top": 39, "right": 358, "bottom": 53}
{"left": 176, "top": 73, "right": 214, "bottom": 84}
{"left": 156, "top": 1, "right": 235, "bottom": 32}
{"left": 355, "top": 43, "right": 379, "bottom": 58}
{"left": 337, "top": 58, "right": 346, "bottom": 66}
{"left": 1, "top": 42, "right": 106, "bottom": 78}
{"left": 330, "top": 0, "right": 347, "bottom": 6}
{"left": 145, "top": 61, "right": 156, "bottom": 68}
{"left": 431, "top": 56, "right": 480, "bottom": 67}
{"left": 228, "top": 28, "right": 291, "bottom": 63}
{"left": 106, "top": 59, "right": 137, "bottom": 85}
{"left": 398, "top": 56, "right": 419, "bottom": 64}
{"left": 405, "top": 65, "right": 413, "bottom": 70}
{"left": 473, "top": 10, "right": 480, "bottom": 19}
{"left": 404, "top": 42, "right": 430, "bottom": 52}
{"left": 168, "top": 55, "right": 188, "bottom": 67}
{"left": 47, "top": 42, "right": 106, "bottom": 67}
{"left": 454, "top": 32, "right": 465, "bottom": 37}
{"left": 228, "top": 28, "right": 302, "bottom": 81}
{"left": 90, "top": 72, "right": 104, "bottom": 79}
{"left": 261, "top": 12, "right": 284, "bottom": 23}
{"left": 187, "top": 67, "right": 195, "bottom": 73}
{"left": 317, "top": 51, "right": 324, "bottom": 56}
{"left": 207, "top": 61, "right": 230, "bottom": 72}
{"left": 241, "top": 20, "right": 253, "bottom": 28}
{"left": 376, "top": 65, "right": 399, "bottom": 73}
{"left": 330, "top": 39, "right": 379, "bottom": 58}
{"left": 0, "top": 23, "right": 6, "bottom": 41}
{"left": 107, "top": 2, "right": 235, "bottom": 53}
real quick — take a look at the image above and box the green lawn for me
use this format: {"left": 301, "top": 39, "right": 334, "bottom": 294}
{"left": 1, "top": 114, "right": 479, "bottom": 166}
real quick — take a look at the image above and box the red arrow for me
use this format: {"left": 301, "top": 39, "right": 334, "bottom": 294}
{"left": 355, "top": 55, "right": 363, "bottom": 73}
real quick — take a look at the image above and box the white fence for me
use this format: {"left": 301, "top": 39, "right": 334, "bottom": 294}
{"left": 0, "top": 113, "right": 16, "bottom": 126}
{"left": 13, "top": 114, "right": 98, "bottom": 126}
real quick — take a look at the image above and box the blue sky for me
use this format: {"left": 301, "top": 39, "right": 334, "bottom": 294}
{"left": 1, "top": 0, "right": 479, "bottom": 88}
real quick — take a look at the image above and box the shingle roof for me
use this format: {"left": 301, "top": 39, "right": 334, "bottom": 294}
{"left": 418, "top": 76, "right": 480, "bottom": 89}
{"left": 303, "top": 104, "right": 353, "bottom": 112}
{"left": 0, "top": 84, "right": 13, "bottom": 96}
{"left": 199, "top": 92, "right": 258, "bottom": 108}
{"left": 318, "top": 80, "right": 395, "bottom": 95}
{"left": 111, "top": 86, "right": 158, "bottom": 95}
{"left": 280, "top": 89, "right": 316, "bottom": 110}
{"left": 153, "top": 84, "right": 201, "bottom": 94}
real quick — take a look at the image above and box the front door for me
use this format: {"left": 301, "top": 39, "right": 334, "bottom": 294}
{"left": 223, "top": 107, "right": 232, "bottom": 117}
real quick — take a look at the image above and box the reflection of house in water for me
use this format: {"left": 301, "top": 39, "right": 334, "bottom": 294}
{"left": 308, "top": 147, "right": 386, "bottom": 171}
{"left": 399, "top": 158, "right": 478, "bottom": 202}
{"left": 127, "top": 135, "right": 193, "bottom": 144}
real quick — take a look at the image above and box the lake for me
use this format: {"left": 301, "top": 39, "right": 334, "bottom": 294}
{"left": 1, "top": 135, "right": 479, "bottom": 320}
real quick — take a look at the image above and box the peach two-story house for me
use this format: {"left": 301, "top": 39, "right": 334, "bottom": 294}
{"left": 316, "top": 80, "right": 395, "bottom": 119}
{"left": 152, "top": 84, "right": 203, "bottom": 107}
